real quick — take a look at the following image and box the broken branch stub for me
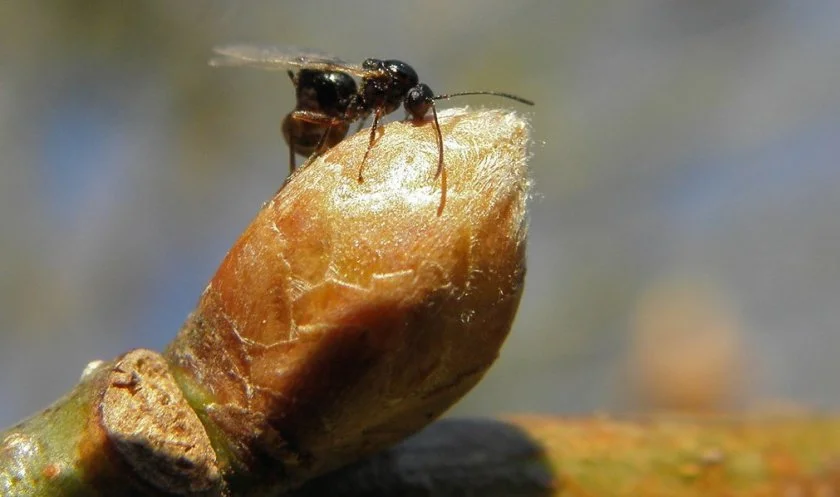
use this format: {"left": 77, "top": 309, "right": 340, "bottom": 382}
{"left": 165, "top": 108, "right": 532, "bottom": 491}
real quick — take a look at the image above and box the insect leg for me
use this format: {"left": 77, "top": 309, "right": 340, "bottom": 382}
{"left": 358, "top": 109, "right": 382, "bottom": 183}
{"left": 284, "top": 110, "right": 347, "bottom": 173}
{"left": 314, "top": 123, "right": 334, "bottom": 156}
{"left": 281, "top": 112, "right": 298, "bottom": 173}
{"left": 289, "top": 139, "right": 297, "bottom": 173}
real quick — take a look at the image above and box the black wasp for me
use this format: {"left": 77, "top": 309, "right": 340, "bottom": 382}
{"left": 210, "top": 44, "right": 534, "bottom": 214}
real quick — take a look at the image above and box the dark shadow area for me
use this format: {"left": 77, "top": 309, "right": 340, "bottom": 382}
{"left": 290, "top": 418, "right": 556, "bottom": 496}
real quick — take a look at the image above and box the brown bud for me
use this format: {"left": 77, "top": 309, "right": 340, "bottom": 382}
{"left": 165, "top": 108, "right": 531, "bottom": 491}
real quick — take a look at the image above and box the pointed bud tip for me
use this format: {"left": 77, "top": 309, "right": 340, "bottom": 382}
{"left": 279, "top": 106, "right": 532, "bottom": 284}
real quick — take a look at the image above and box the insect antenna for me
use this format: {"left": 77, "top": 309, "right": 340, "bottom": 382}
{"left": 426, "top": 91, "right": 531, "bottom": 215}
{"left": 432, "top": 91, "right": 534, "bottom": 106}
{"left": 428, "top": 103, "right": 446, "bottom": 216}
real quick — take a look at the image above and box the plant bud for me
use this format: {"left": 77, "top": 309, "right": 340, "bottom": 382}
{"left": 165, "top": 107, "right": 532, "bottom": 491}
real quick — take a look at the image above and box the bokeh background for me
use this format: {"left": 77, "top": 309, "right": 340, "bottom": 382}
{"left": 2, "top": 1, "right": 840, "bottom": 427}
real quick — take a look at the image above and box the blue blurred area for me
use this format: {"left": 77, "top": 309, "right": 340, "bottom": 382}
{"left": 2, "top": 1, "right": 840, "bottom": 426}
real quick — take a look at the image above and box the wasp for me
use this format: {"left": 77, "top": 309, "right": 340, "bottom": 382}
{"left": 210, "top": 44, "right": 533, "bottom": 214}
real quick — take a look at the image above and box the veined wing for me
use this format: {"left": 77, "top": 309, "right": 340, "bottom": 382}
{"left": 209, "top": 44, "right": 374, "bottom": 78}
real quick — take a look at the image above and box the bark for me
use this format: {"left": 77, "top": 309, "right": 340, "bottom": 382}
{"left": 296, "top": 415, "right": 840, "bottom": 496}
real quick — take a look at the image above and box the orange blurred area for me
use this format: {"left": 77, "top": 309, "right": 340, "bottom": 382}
{"left": 627, "top": 277, "right": 746, "bottom": 413}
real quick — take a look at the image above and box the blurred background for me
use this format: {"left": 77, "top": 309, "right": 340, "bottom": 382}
{"left": 2, "top": 0, "right": 840, "bottom": 427}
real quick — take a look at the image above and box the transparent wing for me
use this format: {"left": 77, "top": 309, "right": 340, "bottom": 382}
{"left": 209, "top": 44, "right": 375, "bottom": 78}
